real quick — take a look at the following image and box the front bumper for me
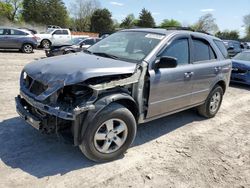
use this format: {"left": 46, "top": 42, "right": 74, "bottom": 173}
{"left": 15, "top": 96, "right": 42, "bottom": 130}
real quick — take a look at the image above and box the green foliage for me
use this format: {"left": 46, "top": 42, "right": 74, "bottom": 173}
{"left": 0, "top": 1, "right": 13, "bottom": 20}
{"left": 70, "top": 0, "right": 100, "bottom": 31}
{"left": 215, "top": 30, "right": 240, "bottom": 40}
{"left": 22, "top": 0, "right": 69, "bottom": 27}
{"left": 137, "top": 8, "right": 155, "bottom": 28}
{"left": 120, "top": 14, "right": 135, "bottom": 29}
{"left": 243, "top": 14, "right": 250, "bottom": 40}
{"left": 90, "top": 8, "right": 114, "bottom": 33}
{"left": 160, "top": 19, "right": 181, "bottom": 28}
{"left": 191, "top": 13, "right": 218, "bottom": 33}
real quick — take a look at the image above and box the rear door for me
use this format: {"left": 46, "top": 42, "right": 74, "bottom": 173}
{"left": 147, "top": 34, "right": 195, "bottom": 118}
{"left": 189, "top": 35, "right": 221, "bottom": 104}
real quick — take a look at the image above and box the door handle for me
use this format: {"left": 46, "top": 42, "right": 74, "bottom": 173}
{"left": 184, "top": 72, "right": 194, "bottom": 78}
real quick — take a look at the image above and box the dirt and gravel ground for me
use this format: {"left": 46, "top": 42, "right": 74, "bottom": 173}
{"left": 0, "top": 50, "right": 249, "bottom": 188}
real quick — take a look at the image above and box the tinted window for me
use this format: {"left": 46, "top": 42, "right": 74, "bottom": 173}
{"left": 53, "top": 30, "right": 62, "bottom": 35}
{"left": 83, "top": 39, "right": 95, "bottom": 45}
{"left": 0, "top": 29, "right": 4, "bottom": 35}
{"left": 214, "top": 40, "right": 228, "bottom": 58}
{"left": 161, "top": 38, "right": 189, "bottom": 65}
{"left": 62, "top": 30, "right": 69, "bottom": 35}
{"left": 193, "top": 38, "right": 216, "bottom": 62}
{"left": 10, "top": 29, "right": 27, "bottom": 35}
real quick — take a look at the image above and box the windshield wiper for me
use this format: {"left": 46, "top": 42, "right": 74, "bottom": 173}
{"left": 92, "top": 52, "right": 119, "bottom": 60}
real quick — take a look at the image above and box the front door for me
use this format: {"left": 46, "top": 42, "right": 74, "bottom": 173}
{"left": 147, "top": 36, "right": 194, "bottom": 118}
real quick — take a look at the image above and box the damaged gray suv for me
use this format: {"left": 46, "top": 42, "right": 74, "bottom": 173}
{"left": 16, "top": 28, "right": 231, "bottom": 162}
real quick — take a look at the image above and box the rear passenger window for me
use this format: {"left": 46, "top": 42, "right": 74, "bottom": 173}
{"left": 193, "top": 38, "right": 216, "bottom": 62}
{"left": 0, "top": 29, "right": 4, "bottom": 35}
{"left": 62, "top": 30, "right": 69, "bottom": 35}
{"left": 161, "top": 38, "right": 189, "bottom": 65}
{"left": 10, "top": 29, "right": 27, "bottom": 35}
{"left": 53, "top": 30, "right": 62, "bottom": 35}
{"left": 214, "top": 40, "right": 228, "bottom": 58}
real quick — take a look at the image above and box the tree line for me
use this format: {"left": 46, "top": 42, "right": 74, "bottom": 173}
{"left": 0, "top": 0, "right": 250, "bottom": 40}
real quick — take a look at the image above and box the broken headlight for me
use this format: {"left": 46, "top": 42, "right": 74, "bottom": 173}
{"left": 58, "top": 84, "right": 93, "bottom": 106}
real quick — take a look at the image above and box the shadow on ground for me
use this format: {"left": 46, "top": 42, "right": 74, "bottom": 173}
{"left": 0, "top": 109, "right": 204, "bottom": 178}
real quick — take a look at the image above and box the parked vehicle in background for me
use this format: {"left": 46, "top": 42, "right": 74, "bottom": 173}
{"left": 15, "top": 28, "right": 231, "bottom": 162}
{"left": 45, "top": 37, "right": 98, "bottom": 57}
{"left": 231, "top": 50, "right": 250, "bottom": 85}
{"left": 0, "top": 27, "right": 38, "bottom": 53}
{"left": 241, "top": 42, "right": 250, "bottom": 50}
{"left": 35, "top": 28, "right": 72, "bottom": 48}
{"left": 223, "top": 40, "right": 242, "bottom": 57}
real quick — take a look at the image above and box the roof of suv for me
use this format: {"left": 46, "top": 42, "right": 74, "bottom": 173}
{"left": 122, "top": 28, "right": 222, "bottom": 41}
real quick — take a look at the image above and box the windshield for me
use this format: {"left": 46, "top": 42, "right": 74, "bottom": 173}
{"left": 71, "top": 38, "right": 86, "bottom": 45}
{"left": 233, "top": 52, "right": 250, "bottom": 61}
{"left": 87, "top": 31, "right": 165, "bottom": 62}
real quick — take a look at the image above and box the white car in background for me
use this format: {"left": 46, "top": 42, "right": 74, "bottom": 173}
{"left": 35, "top": 28, "right": 72, "bottom": 48}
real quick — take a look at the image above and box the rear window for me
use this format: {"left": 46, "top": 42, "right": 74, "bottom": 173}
{"left": 214, "top": 40, "right": 228, "bottom": 58}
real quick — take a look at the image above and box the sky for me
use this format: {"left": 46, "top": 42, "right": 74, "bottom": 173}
{"left": 63, "top": 0, "right": 250, "bottom": 36}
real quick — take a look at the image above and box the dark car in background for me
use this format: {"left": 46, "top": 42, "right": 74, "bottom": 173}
{"left": 223, "top": 40, "right": 242, "bottom": 57}
{"left": 45, "top": 37, "right": 101, "bottom": 57}
{"left": 231, "top": 50, "right": 250, "bottom": 85}
{"left": 0, "top": 27, "right": 38, "bottom": 53}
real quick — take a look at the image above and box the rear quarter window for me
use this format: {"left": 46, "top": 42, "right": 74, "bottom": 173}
{"left": 214, "top": 40, "right": 228, "bottom": 58}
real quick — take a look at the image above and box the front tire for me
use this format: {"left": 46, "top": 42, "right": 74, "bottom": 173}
{"left": 79, "top": 103, "right": 137, "bottom": 162}
{"left": 41, "top": 39, "right": 51, "bottom": 49}
{"left": 197, "top": 85, "right": 223, "bottom": 118}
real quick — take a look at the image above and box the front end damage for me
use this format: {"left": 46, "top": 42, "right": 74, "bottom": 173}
{"left": 15, "top": 62, "right": 148, "bottom": 145}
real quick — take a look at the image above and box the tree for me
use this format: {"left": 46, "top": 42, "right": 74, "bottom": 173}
{"left": 0, "top": 1, "right": 13, "bottom": 21}
{"left": 215, "top": 30, "right": 240, "bottom": 40}
{"left": 3, "top": 0, "right": 22, "bottom": 21}
{"left": 90, "top": 8, "right": 114, "bottom": 33}
{"left": 192, "top": 13, "right": 218, "bottom": 33}
{"left": 243, "top": 14, "right": 250, "bottom": 40}
{"left": 137, "top": 8, "right": 155, "bottom": 28}
{"left": 120, "top": 14, "right": 135, "bottom": 29}
{"left": 160, "top": 19, "right": 181, "bottom": 28}
{"left": 22, "top": 0, "right": 69, "bottom": 27}
{"left": 70, "top": 0, "right": 100, "bottom": 31}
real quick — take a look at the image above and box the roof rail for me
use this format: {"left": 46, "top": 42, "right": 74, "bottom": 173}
{"left": 163, "top": 26, "right": 212, "bottom": 35}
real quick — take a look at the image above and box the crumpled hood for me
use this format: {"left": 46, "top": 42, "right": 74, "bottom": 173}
{"left": 24, "top": 53, "right": 137, "bottom": 87}
{"left": 232, "top": 60, "right": 250, "bottom": 70}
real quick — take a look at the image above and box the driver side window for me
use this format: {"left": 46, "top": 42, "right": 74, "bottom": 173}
{"left": 161, "top": 38, "right": 189, "bottom": 65}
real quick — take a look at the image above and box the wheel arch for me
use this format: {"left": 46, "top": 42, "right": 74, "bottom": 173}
{"left": 212, "top": 80, "right": 227, "bottom": 94}
{"left": 75, "top": 93, "right": 139, "bottom": 146}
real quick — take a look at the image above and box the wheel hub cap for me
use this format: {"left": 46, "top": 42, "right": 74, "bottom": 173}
{"left": 94, "top": 118, "right": 128, "bottom": 154}
{"left": 210, "top": 91, "right": 221, "bottom": 113}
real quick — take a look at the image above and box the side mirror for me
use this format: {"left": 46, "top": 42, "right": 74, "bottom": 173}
{"left": 155, "top": 56, "right": 177, "bottom": 69}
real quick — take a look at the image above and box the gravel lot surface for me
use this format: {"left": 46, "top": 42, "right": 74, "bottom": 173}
{"left": 0, "top": 50, "right": 249, "bottom": 188}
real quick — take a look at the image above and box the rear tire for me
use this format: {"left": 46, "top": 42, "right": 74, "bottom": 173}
{"left": 79, "top": 103, "right": 137, "bottom": 162}
{"left": 21, "top": 44, "right": 33, "bottom": 53}
{"left": 197, "top": 85, "right": 223, "bottom": 118}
